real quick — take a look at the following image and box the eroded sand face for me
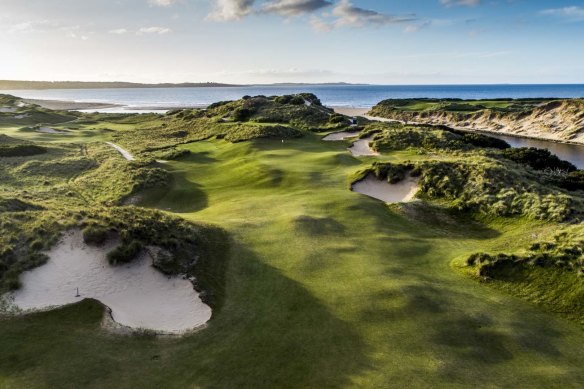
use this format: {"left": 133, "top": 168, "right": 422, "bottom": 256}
{"left": 322, "top": 131, "right": 360, "bottom": 141}
{"left": 349, "top": 136, "right": 379, "bottom": 157}
{"left": 7, "top": 230, "right": 211, "bottom": 334}
{"left": 352, "top": 174, "right": 419, "bottom": 203}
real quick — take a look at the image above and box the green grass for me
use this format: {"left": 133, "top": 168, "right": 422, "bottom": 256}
{"left": 1, "top": 95, "right": 584, "bottom": 387}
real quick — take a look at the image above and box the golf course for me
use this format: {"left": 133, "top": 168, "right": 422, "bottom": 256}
{"left": 1, "top": 93, "right": 583, "bottom": 388}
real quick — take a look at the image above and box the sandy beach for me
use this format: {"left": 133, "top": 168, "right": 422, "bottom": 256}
{"left": 24, "top": 98, "right": 121, "bottom": 110}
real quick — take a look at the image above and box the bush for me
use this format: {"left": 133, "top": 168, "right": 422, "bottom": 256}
{"left": 232, "top": 108, "right": 253, "bottom": 122}
{"left": 107, "top": 240, "right": 143, "bottom": 265}
{"left": 0, "top": 145, "right": 47, "bottom": 157}
{"left": 460, "top": 133, "right": 510, "bottom": 150}
{"left": 502, "top": 147, "right": 577, "bottom": 172}
{"left": 82, "top": 226, "right": 108, "bottom": 246}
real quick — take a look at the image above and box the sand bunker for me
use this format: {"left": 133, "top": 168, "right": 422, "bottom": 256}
{"left": 352, "top": 174, "right": 418, "bottom": 203}
{"left": 5, "top": 230, "right": 211, "bottom": 334}
{"left": 349, "top": 136, "right": 379, "bottom": 157}
{"left": 322, "top": 131, "right": 360, "bottom": 141}
{"left": 37, "top": 126, "right": 71, "bottom": 135}
{"left": 0, "top": 107, "right": 17, "bottom": 113}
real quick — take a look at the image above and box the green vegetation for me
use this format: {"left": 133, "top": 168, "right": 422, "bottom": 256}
{"left": 369, "top": 98, "right": 553, "bottom": 114}
{"left": 1, "top": 93, "right": 584, "bottom": 388}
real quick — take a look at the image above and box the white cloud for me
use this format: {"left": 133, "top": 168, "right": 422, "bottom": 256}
{"left": 137, "top": 26, "right": 172, "bottom": 35}
{"left": 109, "top": 28, "right": 129, "bottom": 35}
{"left": 148, "top": 0, "right": 181, "bottom": 6}
{"left": 263, "top": 0, "right": 332, "bottom": 17}
{"left": 440, "top": 0, "right": 480, "bottom": 7}
{"left": 207, "top": 0, "right": 255, "bottom": 21}
{"left": 312, "top": 0, "right": 416, "bottom": 31}
{"left": 541, "top": 6, "right": 584, "bottom": 21}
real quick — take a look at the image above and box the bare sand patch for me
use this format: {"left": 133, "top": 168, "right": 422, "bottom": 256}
{"left": 0, "top": 107, "right": 17, "bottom": 113}
{"left": 352, "top": 174, "right": 419, "bottom": 203}
{"left": 349, "top": 136, "right": 379, "bottom": 157}
{"left": 331, "top": 107, "right": 369, "bottom": 117}
{"left": 37, "top": 126, "right": 71, "bottom": 135}
{"left": 4, "top": 230, "right": 211, "bottom": 334}
{"left": 322, "top": 131, "right": 360, "bottom": 141}
{"left": 105, "top": 142, "right": 135, "bottom": 161}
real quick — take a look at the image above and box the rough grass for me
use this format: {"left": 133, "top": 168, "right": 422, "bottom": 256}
{"left": 1, "top": 95, "right": 584, "bottom": 388}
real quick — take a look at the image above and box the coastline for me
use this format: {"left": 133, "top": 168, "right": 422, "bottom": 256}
{"left": 24, "top": 98, "right": 121, "bottom": 110}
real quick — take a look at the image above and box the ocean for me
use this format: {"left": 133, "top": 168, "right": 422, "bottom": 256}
{"left": 3, "top": 84, "right": 584, "bottom": 111}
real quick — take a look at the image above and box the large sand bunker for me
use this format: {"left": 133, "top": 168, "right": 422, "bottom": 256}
{"left": 322, "top": 131, "right": 360, "bottom": 141}
{"left": 352, "top": 174, "right": 418, "bottom": 203}
{"left": 5, "top": 230, "right": 211, "bottom": 334}
{"left": 349, "top": 136, "right": 379, "bottom": 157}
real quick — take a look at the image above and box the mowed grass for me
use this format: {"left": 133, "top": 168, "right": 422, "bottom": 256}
{"left": 1, "top": 134, "right": 584, "bottom": 388}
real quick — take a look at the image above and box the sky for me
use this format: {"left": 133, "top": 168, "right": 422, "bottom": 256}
{"left": 1, "top": 0, "right": 584, "bottom": 84}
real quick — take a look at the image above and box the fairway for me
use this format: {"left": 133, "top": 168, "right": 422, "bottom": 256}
{"left": 2, "top": 130, "right": 583, "bottom": 388}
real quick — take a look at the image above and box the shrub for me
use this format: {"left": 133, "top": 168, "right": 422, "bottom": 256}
{"left": 0, "top": 145, "right": 47, "bottom": 157}
{"left": 232, "top": 107, "right": 253, "bottom": 122}
{"left": 107, "top": 240, "right": 143, "bottom": 265}
{"left": 502, "top": 147, "right": 577, "bottom": 172}
{"left": 82, "top": 226, "right": 108, "bottom": 246}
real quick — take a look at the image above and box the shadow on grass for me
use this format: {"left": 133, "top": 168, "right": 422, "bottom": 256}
{"left": 0, "top": 241, "right": 369, "bottom": 389}
{"left": 138, "top": 171, "right": 208, "bottom": 213}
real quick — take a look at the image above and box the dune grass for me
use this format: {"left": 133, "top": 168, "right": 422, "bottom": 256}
{"left": 1, "top": 94, "right": 584, "bottom": 387}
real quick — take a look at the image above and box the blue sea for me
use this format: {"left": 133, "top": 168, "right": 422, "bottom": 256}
{"left": 3, "top": 84, "right": 584, "bottom": 110}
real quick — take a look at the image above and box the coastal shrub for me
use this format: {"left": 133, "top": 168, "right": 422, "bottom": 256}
{"left": 82, "top": 225, "right": 108, "bottom": 246}
{"left": 0, "top": 144, "right": 47, "bottom": 157}
{"left": 459, "top": 133, "right": 510, "bottom": 150}
{"left": 290, "top": 96, "right": 305, "bottom": 105}
{"left": 232, "top": 107, "right": 253, "bottom": 122}
{"left": 107, "top": 240, "right": 143, "bottom": 265}
{"left": 502, "top": 147, "right": 577, "bottom": 172}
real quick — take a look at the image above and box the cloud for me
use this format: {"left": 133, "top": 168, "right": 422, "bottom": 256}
{"left": 207, "top": 0, "right": 255, "bottom": 21}
{"left": 312, "top": 0, "right": 416, "bottom": 31}
{"left": 263, "top": 0, "right": 332, "bottom": 17}
{"left": 440, "top": 0, "right": 480, "bottom": 7}
{"left": 137, "top": 26, "right": 172, "bottom": 35}
{"left": 541, "top": 6, "right": 584, "bottom": 21}
{"left": 109, "top": 28, "right": 129, "bottom": 35}
{"left": 148, "top": 0, "right": 181, "bottom": 6}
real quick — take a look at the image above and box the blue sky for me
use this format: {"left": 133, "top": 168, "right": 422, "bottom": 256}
{"left": 0, "top": 0, "right": 583, "bottom": 84}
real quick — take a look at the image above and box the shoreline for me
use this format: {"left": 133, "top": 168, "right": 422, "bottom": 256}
{"left": 24, "top": 98, "right": 121, "bottom": 110}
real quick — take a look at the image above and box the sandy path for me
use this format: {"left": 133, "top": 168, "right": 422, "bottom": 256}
{"left": 106, "top": 142, "right": 135, "bottom": 161}
{"left": 5, "top": 230, "right": 211, "bottom": 334}
{"left": 352, "top": 174, "right": 419, "bottom": 203}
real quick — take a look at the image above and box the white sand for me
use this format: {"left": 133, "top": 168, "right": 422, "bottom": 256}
{"left": 331, "top": 107, "right": 369, "bottom": 117}
{"left": 14, "top": 114, "right": 29, "bottom": 119}
{"left": 352, "top": 174, "right": 419, "bottom": 203}
{"left": 0, "top": 107, "right": 17, "bottom": 113}
{"left": 37, "top": 126, "right": 70, "bottom": 135}
{"left": 349, "top": 136, "right": 379, "bottom": 157}
{"left": 322, "top": 131, "right": 360, "bottom": 141}
{"left": 105, "top": 142, "right": 135, "bottom": 161}
{"left": 6, "top": 230, "right": 211, "bottom": 334}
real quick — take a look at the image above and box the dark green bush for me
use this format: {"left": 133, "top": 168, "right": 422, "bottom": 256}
{"left": 107, "top": 240, "right": 143, "bottom": 265}
{"left": 82, "top": 225, "right": 108, "bottom": 246}
{"left": 502, "top": 147, "right": 577, "bottom": 172}
{"left": 0, "top": 145, "right": 47, "bottom": 157}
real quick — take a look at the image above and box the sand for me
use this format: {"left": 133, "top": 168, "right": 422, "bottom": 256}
{"left": 0, "top": 107, "right": 17, "bottom": 113}
{"left": 352, "top": 174, "right": 419, "bottom": 203}
{"left": 322, "top": 131, "right": 360, "bottom": 141}
{"left": 24, "top": 99, "right": 120, "bottom": 111}
{"left": 106, "top": 142, "right": 135, "bottom": 161}
{"left": 5, "top": 230, "right": 212, "bottom": 334}
{"left": 349, "top": 136, "right": 379, "bottom": 157}
{"left": 331, "top": 107, "right": 369, "bottom": 117}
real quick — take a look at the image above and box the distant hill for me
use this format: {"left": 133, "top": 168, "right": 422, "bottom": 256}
{"left": 0, "top": 80, "right": 363, "bottom": 90}
{"left": 0, "top": 81, "right": 241, "bottom": 90}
